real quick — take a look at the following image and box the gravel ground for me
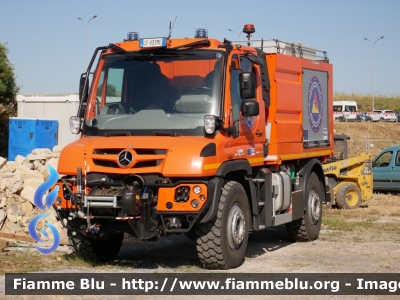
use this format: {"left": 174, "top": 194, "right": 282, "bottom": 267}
{"left": 1, "top": 221, "right": 400, "bottom": 299}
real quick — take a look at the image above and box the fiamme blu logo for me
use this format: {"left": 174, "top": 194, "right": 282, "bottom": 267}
{"left": 27, "top": 165, "right": 60, "bottom": 254}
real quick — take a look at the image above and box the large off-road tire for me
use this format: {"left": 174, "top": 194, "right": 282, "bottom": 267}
{"left": 92, "top": 233, "right": 124, "bottom": 260}
{"left": 196, "top": 181, "right": 250, "bottom": 269}
{"left": 336, "top": 183, "right": 362, "bottom": 209}
{"left": 68, "top": 231, "right": 124, "bottom": 261}
{"left": 68, "top": 231, "right": 96, "bottom": 259}
{"left": 286, "top": 172, "right": 322, "bottom": 242}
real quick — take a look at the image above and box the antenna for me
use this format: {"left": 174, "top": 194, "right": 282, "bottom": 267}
{"left": 168, "top": 12, "right": 177, "bottom": 39}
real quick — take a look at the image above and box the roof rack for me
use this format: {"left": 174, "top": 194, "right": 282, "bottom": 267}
{"left": 231, "top": 38, "right": 329, "bottom": 62}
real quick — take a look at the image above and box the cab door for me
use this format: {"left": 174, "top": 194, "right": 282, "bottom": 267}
{"left": 226, "top": 51, "right": 265, "bottom": 163}
{"left": 372, "top": 149, "right": 397, "bottom": 190}
{"left": 391, "top": 150, "right": 400, "bottom": 190}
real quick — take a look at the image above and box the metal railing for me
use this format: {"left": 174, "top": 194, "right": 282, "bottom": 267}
{"left": 231, "top": 38, "right": 329, "bottom": 62}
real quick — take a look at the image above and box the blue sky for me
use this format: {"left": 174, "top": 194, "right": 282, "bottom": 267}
{"left": 1, "top": 0, "right": 399, "bottom": 95}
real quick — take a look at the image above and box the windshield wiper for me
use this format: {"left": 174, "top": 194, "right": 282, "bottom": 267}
{"left": 153, "top": 131, "right": 180, "bottom": 137}
{"left": 105, "top": 131, "right": 132, "bottom": 137}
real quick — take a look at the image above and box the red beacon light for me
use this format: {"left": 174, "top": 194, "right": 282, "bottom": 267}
{"left": 242, "top": 24, "right": 255, "bottom": 35}
{"left": 242, "top": 24, "right": 255, "bottom": 46}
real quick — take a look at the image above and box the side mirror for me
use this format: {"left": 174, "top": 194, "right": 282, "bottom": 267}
{"left": 243, "top": 100, "right": 259, "bottom": 117}
{"left": 79, "top": 74, "right": 88, "bottom": 102}
{"left": 78, "top": 74, "right": 89, "bottom": 118}
{"left": 240, "top": 72, "right": 256, "bottom": 99}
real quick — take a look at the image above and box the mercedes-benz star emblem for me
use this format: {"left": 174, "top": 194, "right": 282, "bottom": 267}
{"left": 117, "top": 150, "right": 134, "bottom": 167}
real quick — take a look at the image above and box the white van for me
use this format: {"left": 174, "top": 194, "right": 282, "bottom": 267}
{"left": 333, "top": 101, "right": 358, "bottom": 121}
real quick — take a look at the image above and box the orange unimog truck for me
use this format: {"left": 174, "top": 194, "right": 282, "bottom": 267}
{"left": 54, "top": 25, "right": 333, "bottom": 269}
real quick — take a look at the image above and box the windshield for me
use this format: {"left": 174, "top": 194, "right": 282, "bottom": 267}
{"left": 84, "top": 50, "right": 224, "bottom": 136}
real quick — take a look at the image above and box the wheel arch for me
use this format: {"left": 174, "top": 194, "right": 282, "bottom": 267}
{"left": 296, "top": 158, "right": 326, "bottom": 210}
{"left": 200, "top": 160, "right": 255, "bottom": 224}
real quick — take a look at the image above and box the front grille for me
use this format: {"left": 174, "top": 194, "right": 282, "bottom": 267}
{"left": 135, "top": 149, "right": 167, "bottom": 155}
{"left": 134, "top": 160, "right": 163, "bottom": 168}
{"left": 92, "top": 148, "right": 167, "bottom": 169}
{"left": 93, "top": 160, "right": 119, "bottom": 168}
{"left": 93, "top": 149, "right": 123, "bottom": 155}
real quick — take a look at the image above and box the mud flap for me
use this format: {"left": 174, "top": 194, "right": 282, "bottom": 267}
{"left": 291, "top": 190, "right": 304, "bottom": 220}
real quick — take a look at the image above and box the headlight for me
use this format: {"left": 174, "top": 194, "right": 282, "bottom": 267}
{"left": 204, "top": 115, "right": 216, "bottom": 134}
{"left": 193, "top": 186, "right": 202, "bottom": 195}
{"left": 191, "top": 199, "right": 200, "bottom": 208}
{"left": 69, "top": 116, "right": 81, "bottom": 134}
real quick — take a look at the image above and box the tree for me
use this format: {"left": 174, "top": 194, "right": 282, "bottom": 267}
{"left": 0, "top": 41, "right": 19, "bottom": 109}
{"left": 97, "top": 84, "right": 117, "bottom": 97}
{"left": 0, "top": 41, "right": 19, "bottom": 158}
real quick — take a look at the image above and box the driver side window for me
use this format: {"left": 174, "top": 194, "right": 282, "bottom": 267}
{"left": 374, "top": 151, "right": 393, "bottom": 167}
{"left": 230, "top": 55, "right": 241, "bottom": 127}
{"left": 229, "top": 55, "right": 255, "bottom": 132}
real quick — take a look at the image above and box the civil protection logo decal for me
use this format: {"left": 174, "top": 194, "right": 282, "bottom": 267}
{"left": 245, "top": 117, "right": 254, "bottom": 130}
{"left": 27, "top": 165, "right": 60, "bottom": 254}
{"left": 308, "top": 76, "right": 323, "bottom": 133}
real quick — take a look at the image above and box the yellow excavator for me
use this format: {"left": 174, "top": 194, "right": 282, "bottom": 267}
{"left": 323, "top": 134, "right": 373, "bottom": 209}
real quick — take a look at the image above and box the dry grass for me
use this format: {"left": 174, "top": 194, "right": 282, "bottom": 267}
{"left": 0, "top": 248, "right": 99, "bottom": 274}
{"left": 334, "top": 122, "right": 400, "bottom": 158}
{"left": 324, "top": 192, "right": 400, "bottom": 219}
{"left": 322, "top": 172, "right": 400, "bottom": 242}
{"left": 322, "top": 121, "right": 400, "bottom": 242}
{"left": 334, "top": 92, "right": 400, "bottom": 111}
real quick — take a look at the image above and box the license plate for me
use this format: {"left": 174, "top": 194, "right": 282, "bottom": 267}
{"left": 139, "top": 38, "right": 166, "bottom": 48}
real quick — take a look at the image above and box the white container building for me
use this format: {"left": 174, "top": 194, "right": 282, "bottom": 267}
{"left": 17, "top": 94, "right": 80, "bottom": 146}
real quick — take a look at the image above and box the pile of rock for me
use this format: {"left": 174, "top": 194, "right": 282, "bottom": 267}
{"left": 0, "top": 145, "right": 68, "bottom": 245}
